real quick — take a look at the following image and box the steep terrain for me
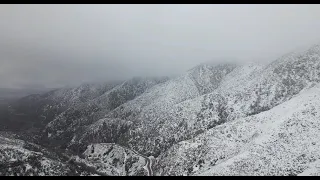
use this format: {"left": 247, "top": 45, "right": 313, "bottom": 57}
{"left": 0, "top": 81, "right": 121, "bottom": 132}
{"left": 1, "top": 44, "right": 320, "bottom": 176}
{"left": 68, "top": 63, "right": 239, "bottom": 156}
{"left": 42, "top": 77, "right": 168, "bottom": 149}
{"left": 0, "top": 132, "right": 100, "bottom": 176}
{"left": 75, "top": 143, "right": 148, "bottom": 176}
{"left": 155, "top": 83, "right": 320, "bottom": 176}
{"left": 69, "top": 44, "right": 320, "bottom": 159}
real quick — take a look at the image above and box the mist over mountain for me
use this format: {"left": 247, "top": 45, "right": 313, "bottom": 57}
{"left": 0, "top": 43, "right": 320, "bottom": 176}
{"left": 1, "top": 4, "right": 320, "bottom": 88}
{"left": 0, "top": 88, "right": 54, "bottom": 101}
{"left": 1, "top": 4, "right": 320, "bottom": 177}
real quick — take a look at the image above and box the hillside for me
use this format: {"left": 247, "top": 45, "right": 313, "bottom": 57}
{"left": 0, "top": 132, "right": 101, "bottom": 176}
{"left": 1, "top": 44, "right": 320, "bottom": 176}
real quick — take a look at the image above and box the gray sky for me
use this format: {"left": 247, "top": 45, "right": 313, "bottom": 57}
{"left": 1, "top": 4, "right": 320, "bottom": 88}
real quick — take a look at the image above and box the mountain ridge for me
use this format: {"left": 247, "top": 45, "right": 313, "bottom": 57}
{"left": 1, "top": 43, "right": 320, "bottom": 176}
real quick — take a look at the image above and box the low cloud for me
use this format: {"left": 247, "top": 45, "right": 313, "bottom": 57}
{"left": 1, "top": 4, "right": 320, "bottom": 88}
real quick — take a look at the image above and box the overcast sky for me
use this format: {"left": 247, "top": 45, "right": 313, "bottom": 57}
{"left": 1, "top": 4, "right": 320, "bottom": 88}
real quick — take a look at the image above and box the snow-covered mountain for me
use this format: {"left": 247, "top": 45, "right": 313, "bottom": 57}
{"left": 155, "top": 83, "right": 320, "bottom": 176}
{"left": 1, "top": 44, "right": 320, "bottom": 176}
{"left": 78, "top": 143, "right": 148, "bottom": 176}
{"left": 0, "top": 132, "right": 101, "bottom": 176}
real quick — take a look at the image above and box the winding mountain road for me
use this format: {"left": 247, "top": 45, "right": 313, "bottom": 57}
{"left": 110, "top": 143, "right": 154, "bottom": 176}
{"left": 144, "top": 156, "right": 153, "bottom": 176}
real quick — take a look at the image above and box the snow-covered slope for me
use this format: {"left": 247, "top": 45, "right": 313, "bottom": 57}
{"left": 155, "top": 83, "right": 320, "bottom": 176}
{"left": 69, "top": 63, "right": 241, "bottom": 156}
{"left": 41, "top": 77, "right": 168, "bottom": 147}
{"left": 0, "top": 133, "right": 99, "bottom": 176}
{"left": 2, "top": 81, "right": 122, "bottom": 133}
{"left": 77, "top": 143, "right": 147, "bottom": 176}
{"left": 2, "top": 43, "right": 320, "bottom": 176}
{"left": 41, "top": 44, "right": 320, "bottom": 161}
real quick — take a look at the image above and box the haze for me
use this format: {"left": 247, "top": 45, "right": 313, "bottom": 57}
{"left": 1, "top": 4, "right": 320, "bottom": 89}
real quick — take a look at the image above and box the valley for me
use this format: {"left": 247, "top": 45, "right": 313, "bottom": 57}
{"left": 1, "top": 44, "right": 320, "bottom": 176}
